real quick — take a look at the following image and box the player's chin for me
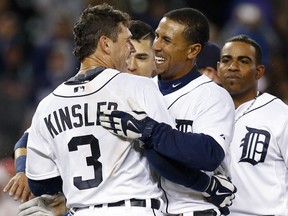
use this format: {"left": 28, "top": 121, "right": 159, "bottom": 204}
{"left": 155, "top": 63, "right": 167, "bottom": 74}
{"left": 223, "top": 85, "right": 240, "bottom": 95}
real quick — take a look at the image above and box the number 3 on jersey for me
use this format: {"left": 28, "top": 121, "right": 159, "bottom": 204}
{"left": 68, "top": 135, "right": 103, "bottom": 190}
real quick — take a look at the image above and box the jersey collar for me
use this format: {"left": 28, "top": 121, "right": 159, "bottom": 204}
{"left": 65, "top": 66, "right": 106, "bottom": 85}
{"left": 157, "top": 67, "right": 201, "bottom": 96}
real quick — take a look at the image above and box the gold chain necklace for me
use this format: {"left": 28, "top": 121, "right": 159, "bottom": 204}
{"left": 235, "top": 91, "right": 259, "bottom": 123}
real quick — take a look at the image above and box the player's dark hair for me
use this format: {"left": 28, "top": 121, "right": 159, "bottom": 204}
{"left": 164, "top": 8, "right": 209, "bottom": 48}
{"left": 73, "top": 3, "right": 131, "bottom": 62}
{"left": 225, "top": 34, "right": 263, "bottom": 65}
{"left": 129, "top": 20, "right": 155, "bottom": 46}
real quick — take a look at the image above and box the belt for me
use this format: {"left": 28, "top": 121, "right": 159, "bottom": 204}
{"left": 70, "top": 198, "right": 160, "bottom": 214}
{"left": 94, "top": 198, "right": 160, "bottom": 209}
{"left": 174, "top": 209, "right": 217, "bottom": 216}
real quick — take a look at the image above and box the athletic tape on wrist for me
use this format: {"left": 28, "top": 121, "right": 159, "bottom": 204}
{"left": 16, "top": 155, "right": 26, "bottom": 173}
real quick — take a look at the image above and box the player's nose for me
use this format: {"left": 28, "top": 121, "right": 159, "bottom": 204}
{"left": 228, "top": 60, "right": 240, "bottom": 71}
{"left": 127, "top": 58, "right": 137, "bottom": 73}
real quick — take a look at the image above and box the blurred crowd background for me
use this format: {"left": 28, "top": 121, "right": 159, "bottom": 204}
{"left": 0, "top": 0, "right": 288, "bottom": 212}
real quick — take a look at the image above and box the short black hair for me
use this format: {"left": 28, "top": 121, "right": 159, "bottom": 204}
{"left": 164, "top": 8, "right": 209, "bottom": 48}
{"left": 225, "top": 34, "right": 263, "bottom": 65}
{"left": 129, "top": 20, "right": 155, "bottom": 46}
{"left": 73, "top": 3, "right": 131, "bottom": 62}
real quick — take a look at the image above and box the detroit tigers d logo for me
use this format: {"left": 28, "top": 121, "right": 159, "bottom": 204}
{"left": 239, "top": 126, "right": 271, "bottom": 166}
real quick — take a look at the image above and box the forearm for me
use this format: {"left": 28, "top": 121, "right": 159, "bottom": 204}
{"left": 145, "top": 123, "right": 225, "bottom": 171}
{"left": 145, "top": 149, "right": 210, "bottom": 191}
{"left": 14, "top": 132, "right": 29, "bottom": 173}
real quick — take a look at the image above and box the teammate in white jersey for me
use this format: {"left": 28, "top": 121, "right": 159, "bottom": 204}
{"left": 24, "top": 4, "right": 173, "bottom": 216}
{"left": 126, "top": 20, "right": 157, "bottom": 78}
{"left": 3, "top": 19, "right": 158, "bottom": 206}
{"left": 197, "top": 41, "right": 221, "bottom": 85}
{"left": 3, "top": 19, "right": 158, "bottom": 205}
{"left": 218, "top": 34, "right": 288, "bottom": 216}
{"left": 100, "top": 8, "right": 237, "bottom": 216}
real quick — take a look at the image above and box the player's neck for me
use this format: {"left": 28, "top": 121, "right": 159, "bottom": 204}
{"left": 78, "top": 65, "right": 99, "bottom": 74}
{"left": 232, "top": 91, "right": 259, "bottom": 109}
{"left": 79, "top": 55, "right": 111, "bottom": 74}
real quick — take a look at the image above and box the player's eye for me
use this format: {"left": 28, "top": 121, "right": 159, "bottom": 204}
{"left": 136, "top": 55, "right": 148, "bottom": 60}
{"left": 240, "top": 58, "right": 250, "bottom": 64}
{"left": 155, "top": 33, "right": 159, "bottom": 39}
{"left": 163, "top": 37, "right": 172, "bottom": 44}
{"left": 220, "top": 57, "right": 230, "bottom": 64}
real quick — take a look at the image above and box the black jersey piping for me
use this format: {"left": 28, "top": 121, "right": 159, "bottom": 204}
{"left": 237, "top": 96, "right": 278, "bottom": 118}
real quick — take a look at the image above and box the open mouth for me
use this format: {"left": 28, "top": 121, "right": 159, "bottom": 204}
{"left": 155, "top": 56, "right": 165, "bottom": 65}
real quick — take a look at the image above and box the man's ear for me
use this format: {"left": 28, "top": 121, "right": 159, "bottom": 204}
{"left": 99, "top": 36, "right": 111, "bottom": 54}
{"left": 255, "top": 64, "right": 265, "bottom": 80}
{"left": 187, "top": 43, "right": 201, "bottom": 59}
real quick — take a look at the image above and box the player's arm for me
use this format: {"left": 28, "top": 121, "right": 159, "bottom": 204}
{"left": 144, "top": 123, "right": 224, "bottom": 171}
{"left": 28, "top": 176, "right": 63, "bottom": 196}
{"left": 144, "top": 148, "right": 236, "bottom": 214}
{"left": 3, "top": 132, "right": 34, "bottom": 202}
{"left": 144, "top": 148, "right": 209, "bottom": 190}
{"left": 100, "top": 99, "right": 224, "bottom": 171}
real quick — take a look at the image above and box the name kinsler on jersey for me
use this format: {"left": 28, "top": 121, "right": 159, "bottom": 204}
{"left": 44, "top": 102, "right": 117, "bottom": 138}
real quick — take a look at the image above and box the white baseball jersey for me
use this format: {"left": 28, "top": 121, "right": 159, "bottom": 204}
{"left": 26, "top": 68, "right": 175, "bottom": 209}
{"left": 155, "top": 74, "right": 235, "bottom": 214}
{"left": 229, "top": 93, "right": 288, "bottom": 216}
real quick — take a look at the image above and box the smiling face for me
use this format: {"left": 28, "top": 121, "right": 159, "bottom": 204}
{"left": 153, "top": 17, "right": 196, "bottom": 81}
{"left": 217, "top": 41, "right": 264, "bottom": 100}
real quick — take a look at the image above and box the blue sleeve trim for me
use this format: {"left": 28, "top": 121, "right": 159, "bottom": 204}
{"left": 14, "top": 132, "right": 29, "bottom": 150}
{"left": 145, "top": 149, "right": 210, "bottom": 191}
{"left": 28, "top": 176, "right": 63, "bottom": 196}
{"left": 146, "top": 123, "right": 225, "bottom": 171}
{"left": 15, "top": 155, "right": 26, "bottom": 173}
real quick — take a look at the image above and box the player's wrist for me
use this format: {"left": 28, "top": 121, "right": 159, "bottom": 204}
{"left": 142, "top": 117, "right": 158, "bottom": 138}
{"left": 15, "top": 155, "right": 27, "bottom": 173}
{"left": 138, "top": 117, "right": 158, "bottom": 147}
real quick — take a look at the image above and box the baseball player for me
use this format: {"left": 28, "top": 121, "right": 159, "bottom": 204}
{"left": 218, "top": 34, "right": 288, "bottom": 216}
{"left": 99, "top": 7, "right": 236, "bottom": 216}
{"left": 25, "top": 4, "right": 172, "bottom": 216}
{"left": 197, "top": 41, "right": 221, "bottom": 85}
{"left": 127, "top": 20, "right": 157, "bottom": 77}
{"left": 3, "top": 19, "right": 157, "bottom": 205}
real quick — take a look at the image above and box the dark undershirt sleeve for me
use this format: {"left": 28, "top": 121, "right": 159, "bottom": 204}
{"left": 144, "top": 149, "right": 210, "bottom": 191}
{"left": 28, "top": 176, "right": 63, "bottom": 196}
{"left": 144, "top": 122, "right": 225, "bottom": 171}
